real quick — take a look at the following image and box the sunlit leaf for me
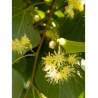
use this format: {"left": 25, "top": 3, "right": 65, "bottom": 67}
{"left": 54, "top": 10, "right": 65, "bottom": 17}
{"left": 78, "top": 91, "right": 85, "bottom": 98}
{"left": 35, "top": 10, "right": 45, "bottom": 19}
{"left": 57, "top": 38, "right": 85, "bottom": 53}
{"left": 44, "top": 0, "right": 52, "bottom": 2}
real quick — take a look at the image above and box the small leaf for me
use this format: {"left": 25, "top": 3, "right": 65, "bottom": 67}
{"left": 12, "top": 68, "right": 24, "bottom": 98}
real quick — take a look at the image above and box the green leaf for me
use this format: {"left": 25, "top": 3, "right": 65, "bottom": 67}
{"left": 20, "top": 94, "right": 33, "bottom": 98}
{"left": 12, "top": 0, "right": 41, "bottom": 61}
{"left": 54, "top": 10, "right": 65, "bottom": 18}
{"left": 44, "top": 0, "right": 52, "bottom": 2}
{"left": 59, "top": 12, "right": 85, "bottom": 42}
{"left": 20, "top": 92, "right": 40, "bottom": 98}
{"left": 35, "top": 10, "right": 45, "bottom": 19}
{"left": 12, "top": 53, "right": 36, "bottom": 65}
{"left": 58, "top": 38, "right": 85, "bottom": 53}
{"left": 76, "top": 65, "right": 85, "bottom": 81}
{"left": 12, "top": 57, "right": 27, "bottom": 74}
{"left": 35, "top": 62, "right": 85, "bottom": 98}
{"left": 78, "top": 91, "right": 85, "bottom": 98}
{"left": 12, "top": 68, "right": 24, "bottom": 98}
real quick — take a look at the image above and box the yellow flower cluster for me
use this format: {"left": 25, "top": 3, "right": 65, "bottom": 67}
{"left": 12, "top": 34, "right": 32, "bottom": 54}
{"left": 42, "top": 51, "right": 78, "bottom": 84}
{"left": 67, "top": 54, "right": 78, "bottom": 67}
{"left": 65, "top": 0, "right": 85, "bottom": 18}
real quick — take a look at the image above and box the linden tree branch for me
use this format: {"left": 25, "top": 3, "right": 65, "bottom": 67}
{"left": 33, "top": 3, "right": 68, "bottom": 28}
{"left": 24, "top": 0, "right": 56, "bottom": 98}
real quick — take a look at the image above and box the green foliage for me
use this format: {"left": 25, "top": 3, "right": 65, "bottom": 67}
{"left": 20, "top": 89, "right": 40, "bottom": 98}
{"left": 35, "top": 10, "right": 45, "bottom": 19}
{"left": 78, "top": 91, "right": 85, "bottom": 98}
{"left": 12, "top": 0, "right": 41, "bottom": 61}
{"left": 35, "top": 62, "right": 85, "bottom": 98}
{"left": 20, "top": 94, "right": 34, "bottom": 98}
{"left": 13, "top": 57, "right": 27, "bottom": 74}
{"left": 12, "top": 68, "right": 24, "bottom": 98}
{"left": 12, "top": 0, "right": 85, "bottom": 98}
{"left": 59, "top": 12, "right": 85, "bottom": 42}
{"left": 54, "top": 10, "right": 65, "bottom": 18}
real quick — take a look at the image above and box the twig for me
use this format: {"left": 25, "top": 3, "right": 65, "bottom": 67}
{"left": 12, "top": 54, "right": 36, "bottom": 65}
{"left": 25, "top": 1, "right": 49, "bottom": 11}
{"left": 33, "top": 3, "right": 68, "bottom": 28}
{"left": 53, "top": 3, "right": 68, "bottom": 12}
{"left": 24, "top": 0, "right": 56, "bottom": 98}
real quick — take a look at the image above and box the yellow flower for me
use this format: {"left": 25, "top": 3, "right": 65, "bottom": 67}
{"left": 59, "top": 66, "right": 75, "bottom": 82}
{"left": 28, "top": 43, "right": 33, "bottom": 50}
{"left": 45, "top": 68, "right": 61, "bottom": 84}
{"left": 43, "top": 63, "right": 56, "bottom": 71}
{"left": 65, "top": 4, "right": 74, "bottom": 19}
{"left": 12, "top": 34, "right": 33, "bottom": 54}
{"left": 60, "top": 72, "right": 68, "bottom": 82}
{"left": 42, "top": 52, "right": 54, "bottom": 65}
{"left": 21, "top": 34, "right": 30, "bottom": 45}
{"left": 15, "top": 39, "right": 28, "bottom": 54}
{"left": 45, "top": 65, "right": 75, "bottom": 84}
{"left": 67, "top": 54, "right": 78, "bottom": 67}
{"left": 12, "top": 39, "right": 16, "bottom": 51}
{"left": 78, "top": 4, "right": 84, "bottom": 11}
{"left": 62, "top": 66, "right": 75, "bottom": 77}
{"left": 65, "top": 0, "right": 85, "bottom": 18}
{"left": 66, "top": 10, "right": 74, "bottom": 19}
{"left": 42, "top": 51, "right": 77, "bottom": 84}
{"left": 53, "top": 51, "right": 66, "bottom": 66}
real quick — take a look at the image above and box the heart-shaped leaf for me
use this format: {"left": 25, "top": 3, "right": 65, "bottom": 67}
{"left": 35, "top": 62, "right": 85, "bottom": 98}
{"left": 12, "top": 0, "right": 41, "bottom": 61}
